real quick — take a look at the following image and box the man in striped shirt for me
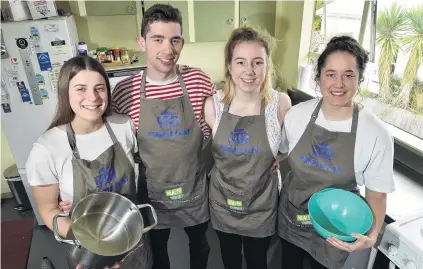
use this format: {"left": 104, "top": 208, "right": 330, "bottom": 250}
{"left": 112, "top": 4, "right": 215, "bottom": 269}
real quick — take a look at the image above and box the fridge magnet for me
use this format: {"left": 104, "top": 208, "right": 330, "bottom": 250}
{"left": 30, "top": 27, "right": 41, "bottom": 40}
{"left": 36, "top": 52, "right": 52, "bottom": 71}
{"left": 40, "top": 89, "right": 49, "bottom": 99}
{"left": 16, "top": 38, "right": 28, "bottom": 49}
{"left": 36, "top": 74, "right": 45, "bottom": 85}
{"left": 1, "top": 103, "right": 12, "bottom": 113}
{"left": 51, "top": 39, "right": 68, "bottom": 55}
{"left": 44, "top": 24, "right": 59, "bottom": 33}
{"left": 16, "top": 81, "right": 32, "bottom": 102}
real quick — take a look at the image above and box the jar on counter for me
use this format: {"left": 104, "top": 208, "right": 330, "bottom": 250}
{"left": 113, "top": 49, "right": 121, "bottom": 62}
{"left": 120, "top": 48, "right": 130, "bottom": 65}
{"left": 97, "top": 47, "right": 108, "bottom": 63}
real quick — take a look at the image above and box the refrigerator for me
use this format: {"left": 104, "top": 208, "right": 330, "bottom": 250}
{"left": 1, "top": 15, "right": 79, "bottom": 225}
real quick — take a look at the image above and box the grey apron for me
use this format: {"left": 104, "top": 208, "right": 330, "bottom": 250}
{"left": 209, "top": 100, "right": 279, "bottom": 237}
{"left": 137, "top": 67, "right": 209, "bottom": 229}
{"left": 66, "top": 121, "right": 152, "bottom": 269}
{"left": 277, "top": 99, "right": 359, "bottom": 269}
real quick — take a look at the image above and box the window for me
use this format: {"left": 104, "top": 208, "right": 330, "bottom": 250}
{"left": 303, "top": 0, "right": 423, "bottom": 165}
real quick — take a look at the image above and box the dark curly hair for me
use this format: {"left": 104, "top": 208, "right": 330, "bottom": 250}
{"left": 315, "top": 36, "right": 369, "bottom": 83}
{"left": 141, "top": 4, "right": 183, "bottom": 38}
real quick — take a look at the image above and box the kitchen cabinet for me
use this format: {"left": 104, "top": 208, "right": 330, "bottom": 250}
{"left": 239, "top": 1, "right": 276, "bottom": 36}
{"left": 194, "top": 1, "right": 235, "bottom": 42}
{"left": 69, "top": 1, "right": 137, "bottom": 16}
{"left": 142, "top": 1, "right": 191, "bottom": 42}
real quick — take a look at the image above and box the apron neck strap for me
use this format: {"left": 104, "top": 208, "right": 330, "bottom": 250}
{"left": 223, "top": 99, "right": 266, "bottom": 115}
{"left": 310, "top": 99, "right": 323, "bottom": 123}
{"left": 140, "top": 65, "right": 188, "bottom": 99}
{"left": 310, "top": 99, "right": 360, "bottom": 133}
{"left": 66, "top": 121, "right": 117, "bottom": 159}
{"left": 351, "top": 102, "right": 359, "bottom": 134}
{"left": 104, "top": 122, "right": 119, "bottom": 143}
{"left": 66, "top": 123, "right": 80, "bottom": 159}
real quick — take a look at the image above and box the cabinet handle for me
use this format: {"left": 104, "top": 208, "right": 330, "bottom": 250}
{"left": 226, "top": 18, "right": 234, "bottom": 25}
{"left": 127, "top": 5, "right": 135, "bottom": 13}
{"left": 241, "top": 17, "right": 247, "bottom": 24}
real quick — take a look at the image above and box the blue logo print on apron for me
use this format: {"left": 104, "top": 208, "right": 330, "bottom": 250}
{"left": 299, "top": 141, "right": 342, "bottom": 173}
{"left": 220, "top": 128, "right": 260, "bottom": 154}
{"left": 95, "top": 166, "right": 129, "bottom": 192}
{"left": 148, "top": 111, "right": 190, "bottom": 138}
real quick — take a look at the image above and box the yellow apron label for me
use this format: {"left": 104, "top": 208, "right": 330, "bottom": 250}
{"left": 227, "top": 199, "right": 243, "bottom": 210}
{"left": 165, "top": 187, "right": 183, "bottom": 200}
{"left": 296, "top": 214, "right": 311, "bottom": 223}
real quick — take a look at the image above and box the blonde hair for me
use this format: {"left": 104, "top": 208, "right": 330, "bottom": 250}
{"left": 221, "top": 26, "right": 276, "bottom": 106}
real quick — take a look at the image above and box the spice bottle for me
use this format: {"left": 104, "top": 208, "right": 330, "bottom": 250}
{"left": 120, "top": 48, "right": 130, "bottom": 64}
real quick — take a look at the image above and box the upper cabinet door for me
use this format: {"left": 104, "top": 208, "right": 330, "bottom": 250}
{"left": 239, "top": 1, "right": 276, "bottom": 36}
{"left": 84, "top": 1, "right": 137, "bottom": 16}
{"left": 194, "top": 1, "right": 235, "bottom": 42}
{"left": 143, "top": 1, "right": 191, "bottom": 42}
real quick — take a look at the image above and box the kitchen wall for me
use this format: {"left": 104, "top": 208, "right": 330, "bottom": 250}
{"left": 273, "top": 0, "right": 315, "bottom": 90}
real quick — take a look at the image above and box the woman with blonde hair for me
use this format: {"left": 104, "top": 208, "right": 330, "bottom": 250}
{"left": 203, "top": 27, "right": 291, "bottom": 269}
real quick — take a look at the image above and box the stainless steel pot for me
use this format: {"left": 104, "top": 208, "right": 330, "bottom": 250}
{"left": 53, "top": 192, "right": 157, "bottom": 269}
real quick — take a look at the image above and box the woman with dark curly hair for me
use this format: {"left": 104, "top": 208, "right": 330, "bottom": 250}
{"left": 276, "top": 36, "right": 395, "bottom": 269}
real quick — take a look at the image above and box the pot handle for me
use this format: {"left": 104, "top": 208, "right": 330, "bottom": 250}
{"left": 52, "top": 212, "right": 80, "bottom": 247}
{"left": 137, "top": 204, "right": 158, "bottom": 233}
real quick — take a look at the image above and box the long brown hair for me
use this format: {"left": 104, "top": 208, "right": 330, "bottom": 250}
{"left": 48, "top": 56, "right": 112, "bottom": 130}
{"left": 221, "top": 26, "right": 276, "bottom": 106}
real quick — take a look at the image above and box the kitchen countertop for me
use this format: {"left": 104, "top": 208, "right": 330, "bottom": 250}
{"left": 359, "top": 166, "right": 423, "bottom": 222}
{"left": 103, "top": 62, "right": 146, "bottom": 72}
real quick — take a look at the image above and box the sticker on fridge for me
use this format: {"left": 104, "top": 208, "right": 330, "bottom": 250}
{"left": 5, "top": 69, "right": 19, "bottom": 86}
{"left": 30, "top": 27, "right": 41, "bottom": 40}
{"left": 16, "top": 38, "right": 28, "bottom": 49}
{"left": 40, "top": 89, "right": 49, "bottom": 99}
{"left": 49, "top": 62, "right": 62, "bottom": 92}
{"left": 11, "top": 57, "right": 19, "bottom": 66}
{"left": 10, "top": 57, "right": 20, "bottom": 71}
{"left": 36, "top": 74, "right": 45, "bottom": 85}
{"left": 36, "top": 52, "right": 52, "bottom": 71}
{"left": 44, "top": 24, "right": 59, "bottom": 33}
{"left": 16, "top": 81, "right": 32, "bottom": 102}
{"left": 51, "top": 39, "right": 68, "bottom": 55}
{"left": 29, "top": 27, "right": 43, "bottom": 54}
{"left": 1, "top": 104, "right": 12, "bottom": 113}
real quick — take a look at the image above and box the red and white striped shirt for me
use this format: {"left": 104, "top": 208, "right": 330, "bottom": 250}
{"left": 112, "top": 66, "right": 216, "bottom": 137}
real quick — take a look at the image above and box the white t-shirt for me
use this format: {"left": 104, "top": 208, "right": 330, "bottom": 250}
{"left": 25, "top": 113, "right": 138, "bottom": 202}
{"left": 279, "top": 98, "right": 395, "bottom": 193}
{"left": 212, "top": 89, "right": 282, "bottom": 157}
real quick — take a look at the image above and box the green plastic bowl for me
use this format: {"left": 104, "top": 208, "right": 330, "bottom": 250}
{"left": 308, "top": 188, "right": 373, "bottom": 242}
